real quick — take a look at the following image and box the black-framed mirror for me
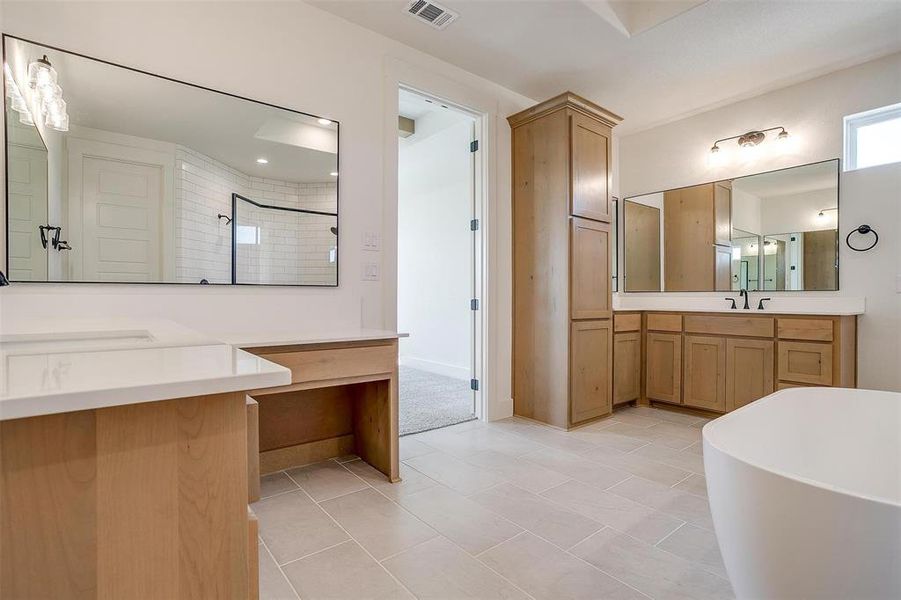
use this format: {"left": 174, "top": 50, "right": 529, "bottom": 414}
{"left": 3, "top": 35, "right": 339, "bottom": 286}
{"left": 621, "top": 159, "right": 839, "bottom": 292}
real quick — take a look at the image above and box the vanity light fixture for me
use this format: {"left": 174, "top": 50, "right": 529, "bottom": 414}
{"left": 318, "top": 118, "right": 333, "bottom": 126}
{"left": 710, "top": 126, "right": 790, "bottom": 154}
{"left": 816, "top": 207, "right": 838, "bottom": 222}
{"left": 27, "top": 55, "right": 57, "bottom": 92}
{"left": 256, "top": 157, "right": 269, "bottom": 164}
{"left": 4, "top": 64, "right": 36, "bottom": 126}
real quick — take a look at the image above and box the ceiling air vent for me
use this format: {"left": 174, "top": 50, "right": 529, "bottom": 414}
{"left": 405, "top": 0, "right": 458, "bottom": 30}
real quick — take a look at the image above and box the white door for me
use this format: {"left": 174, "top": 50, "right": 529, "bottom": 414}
{"left": 80, "top": 157, "right": 163, "bottom": 282}
{"left": 7, "top": 144, "right": 49, "bottom": 281}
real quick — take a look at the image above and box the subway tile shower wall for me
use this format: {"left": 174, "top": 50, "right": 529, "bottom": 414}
{"left": 174, "top": 146, "right": 338, "bottom": 285}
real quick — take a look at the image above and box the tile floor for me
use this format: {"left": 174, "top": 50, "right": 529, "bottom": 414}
{"left": 253, "top": 405, "right": 734, "bottom": 600}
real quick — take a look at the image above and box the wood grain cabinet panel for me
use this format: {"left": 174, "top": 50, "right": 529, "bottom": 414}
{"left": 570, "top": 111, "right": 610, "bottom": 222}
{"left": 777, "top": 318, "right": 833, "bottom": 341}
{"left": 646, "top": 332, "right": 681, "bottom": 404}
{"left": 571, "top": 320, "right": 612, "bottom": 424}
{"left": 613, "top": 332, "right": 641, "bottom": 405}
{"left": 683, "top": 335, "right": 726, "bottom": 412}
{"left": 726, "top": 339, "right": 774, "bottom": 411}
{"left": 778, "top": 341, "right": 833, "bottom": 385}
{"left": 647, "top": 313, "right": 682, "bottom": 332}
{"left": 614, "top": 313, "right": 641, "bottom": 332}
{"left": 571, "top": 217, "right": 611, "bottom": 319}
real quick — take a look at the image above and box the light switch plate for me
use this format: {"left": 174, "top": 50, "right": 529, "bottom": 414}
{"left": 362, "top": 231, "right": 380, "bottom": 251}
{"left": 362, "top": 262, "right": 380, "bottom": 281}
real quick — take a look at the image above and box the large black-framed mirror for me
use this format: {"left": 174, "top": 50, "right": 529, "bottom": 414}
{"left": 622, "top": 159, "right": 840, "bottom": 292}
{"left": 3, "top": 35, "right": 339, "bottom": 286}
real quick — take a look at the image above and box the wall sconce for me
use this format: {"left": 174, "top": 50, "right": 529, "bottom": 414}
{"left": 816, "top": 207, "right": 838, "bottom": 223}
{"left": 710, "top": 126, "right": 789, "bottom": 154}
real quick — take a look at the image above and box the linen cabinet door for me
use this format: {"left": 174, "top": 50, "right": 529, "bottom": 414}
{"left": 570, "top": 320, "right": 612, "bottom": 425}
{"left": 570, "top": 111, "right": 610, "bottom": 222}
{"left": 646, "top": 332, "right": 681, "bottom": 404}
{"left": 613, "top": 332, "right": 641, "bottom": 405}
{"left": 683, "top": 335, "right": 726, "bottom": 412}
{"left": 571, "top": 218, "right": 611, "bottom": 319}
{"left": 726, "top": 338, "right": 774, "bottom": 411}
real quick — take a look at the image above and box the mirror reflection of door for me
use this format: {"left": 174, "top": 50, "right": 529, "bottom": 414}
{"left": 803, "top": 229, "right": 838, "bottom": 290}
{"left": 6, "top": 107, "right": 48, "bottom": 281}
{"left": 624, "top": 199, "right": 661, "bottom": 291}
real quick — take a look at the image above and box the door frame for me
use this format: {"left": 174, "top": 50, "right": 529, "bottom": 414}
{"left": 66, "top": 132, "right": 175, "bottom": 281}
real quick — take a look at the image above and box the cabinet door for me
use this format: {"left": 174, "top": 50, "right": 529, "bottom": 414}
{"left": 646, "top": 332, "right": 681, "bottom": 404}
{"left": 778, "top": 341, "right": 833, "bottom": 385}
{"left": 683, "top": 335, "right": 726, "bottom": 412}
{"left": 726, "top": 338, "right": 774, "bottom": 411}
{"left": 714, "top": 245, "right": 732, "bottom": 291}
{"left": 571, "top": 217, "right": 611, "bottom": 319}
{"left": 570, "top": 112, "right": 610, "bottom": 222}
{"left": 571, "top": 320, "right": 612, "bottom": 424}
{"left": 613, "top": 332, "right": 641, "bottom": 405}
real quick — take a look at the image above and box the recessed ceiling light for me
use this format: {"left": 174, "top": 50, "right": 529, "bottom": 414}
{"left": 318, "top": 118, "right": 332, "bottom": 126}
{"left": 256, "top": 158, "right": 268, "bottom": 164}
{"left": 330, "top": 172, "right": 339, "bottom": 177}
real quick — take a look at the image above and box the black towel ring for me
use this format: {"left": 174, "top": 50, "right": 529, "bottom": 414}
{"left": 846, "top": 224, "right": 878, "bottom": 252}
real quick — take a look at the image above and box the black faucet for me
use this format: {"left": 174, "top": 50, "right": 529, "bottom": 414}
{"left": 724, "top": 297, "right": 737, "bottom": 309}
{"left": 739, "top": 289, "right": 750, "bottom": 310}
{"left": 0, "top": 270, "right": 9, "bottom": 286}
{"left": 757, "top": 297, "right": 772, "bottom": 310}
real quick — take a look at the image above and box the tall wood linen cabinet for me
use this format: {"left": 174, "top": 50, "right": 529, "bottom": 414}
{"left": 509, "top": 92, "right": 621, "bottom": 429}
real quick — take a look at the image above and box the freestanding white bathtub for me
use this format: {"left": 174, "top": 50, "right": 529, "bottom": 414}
{"left": 703, "top": 387, "right": 901, "bottom": 599}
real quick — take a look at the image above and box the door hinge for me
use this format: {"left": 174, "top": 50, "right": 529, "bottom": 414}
{"left": 470, "top": 140, "right": 479, "bottom": 153}
{"left": 470, "top": 298, "right": 479, "bottom": 311}
{"left": 470, "top": 218, "right": 479, "bottom": 231}
{"left": 470, "top": 378, "right": 480, "bottom": 391}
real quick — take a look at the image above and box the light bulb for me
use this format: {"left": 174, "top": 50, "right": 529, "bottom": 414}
{"left": 256, "top": 158, "right": 268, "bottom": 164}
{"left": 329, "top": 171, "right": 338, "bottom": 177}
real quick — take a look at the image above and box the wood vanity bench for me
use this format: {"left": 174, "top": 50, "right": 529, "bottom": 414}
{"left": 233, "top": 331, "right": 403, "bottom": 503}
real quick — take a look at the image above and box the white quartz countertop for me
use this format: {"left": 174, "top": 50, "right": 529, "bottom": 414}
{"left": 0, "top": 320, "right": 410, "bottom": 421}
{"left": 218, "top": 329, "right": 408, "bottom": 349}
{"left": 612, "top": 295, "right": 865, "bottom": 316}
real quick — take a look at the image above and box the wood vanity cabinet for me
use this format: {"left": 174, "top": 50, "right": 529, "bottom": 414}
{"left": 683, "top": 335, "right": 726, "bottom": 411}
{"left": 663, "top": 182, "right": 732, "bottom": 291}
{"left": 509, "top": 92, "right": 621, "bottom": 429}
{"left": 617, "top": 311, "right": 856, "bottom": 415}
{"left": 613, "top": 313, "right": 642, "bottom": 405}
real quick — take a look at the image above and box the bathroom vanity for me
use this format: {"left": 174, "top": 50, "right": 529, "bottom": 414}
{"left": 0, "top": 321, "right": 403, "bottom": 598}
{"left": 612, "top": 306, "right": 859, "bottom": 415}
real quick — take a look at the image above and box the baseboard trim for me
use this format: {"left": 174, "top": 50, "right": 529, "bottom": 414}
{"left": 399, "top": 356, "right": 469, "bottom": 380}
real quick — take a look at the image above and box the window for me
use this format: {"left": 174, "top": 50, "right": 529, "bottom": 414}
{"left": 235, "top": 225, "right": 261, "bottom": 245}
{"left": 844, "top": 102, "right": 901, "bottom": 171}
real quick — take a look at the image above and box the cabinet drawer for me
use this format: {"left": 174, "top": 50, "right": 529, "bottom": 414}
{"left": 778, "top": 341, "right": 833, "bottom": 385}
{"left": 684, "top": 315, "right": 774, "bottom": 338}
{"left": 647, "top": 313, "right": 682, "bottom": 332}
{"left": 614, "top": 313, "right": 641, "bottom": 332}
{"left": 257, "top": 344, "right": 396, "bottom": 385}
{"left": 777, "top": 318, "right": 833, "bottom": 341}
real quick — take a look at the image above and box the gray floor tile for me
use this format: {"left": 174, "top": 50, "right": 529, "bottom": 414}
{"left": 657, "top": 523, "right": 728, "bottom": 579}
{"left": 259, "top": 544, "right": 299, "bottom": 600}
{"left": 631, "top": 443, "right": 706, "bottom": 474}
{"left": 572, "top": 528, "right": 733, "bottom": 600}
{"left": 253, "top": 490, "right": 349, "bottom": 564}
{"left": 286, "top": 460, "right": 369, "bottom": 502}
{"left": 470, "top": 482, "right": 602, "bottom": 549}
{"left": 384, "top": 536, "right": 529, "bottom": 599}
{"left": 405, "top": 451, "right": 505, "bottom": 495}
{"left": 320, "top": 488, "right": 438, "bottom": 560}
{"left": 480, "top": 532, "right": 646, "bottom": 600}
{"left": 282, "top": 540, "right": 414, "bottom": 599}
{"left": 260, "top": 471, "right": 299, "bottom": 499}
{"left": 344, "top": 459, "right": 439, "bottom": 502}
{"left": 540, "top": 480, "right": 684, "bottom": 545}
{"left": 399, "top": 436, "right": 437, "bottom": 460}
{"left": 462, "top": 448, "right": 572, "bottom": 492}
{"left": 522, "top": 447, "right": 631, "bottom": 490}
{"left": 396, "top": 484, "right": 523, "bottom": 554}
{"left": 673, "top": 473, "right": 708, "bottom": 498}
{"left": 608, "top": 476, "right": 715, "bottom": 530}
{"left": 583, "top": 445, "right": 692, "bottom": 486}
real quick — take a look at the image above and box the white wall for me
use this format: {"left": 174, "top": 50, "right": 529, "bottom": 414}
{"left": 758, "top": 188, "right": 838, "bottom": 234}
{"left": 398, "top": 114, "right": 472, "bottom": 380}
{"left": 619, "top": 52, "right": 901, "bottom": 391}
{"left": 0, "top": 0, "right": 534, "bottom": 419}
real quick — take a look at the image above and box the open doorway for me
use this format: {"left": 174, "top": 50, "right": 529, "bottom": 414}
{"left": 397, "top": 87, "right": 481, "bottom": 435}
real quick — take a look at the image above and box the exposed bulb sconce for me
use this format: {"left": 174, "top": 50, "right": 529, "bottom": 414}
{"left": 22, "top": 54, "right": 69, "bottom": 131}
{"left": 710, "top": 126, "right": 789, "bottom": 154}
{"left": 816, "top": 207, "right": 838, "bottom": 222}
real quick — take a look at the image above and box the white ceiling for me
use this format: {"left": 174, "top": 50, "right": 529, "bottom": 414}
{"left": 9, "top": 38, "right": 338, "bottom": 183}
{"left": 311, "top": 0, "right": 901, "bottom": 134}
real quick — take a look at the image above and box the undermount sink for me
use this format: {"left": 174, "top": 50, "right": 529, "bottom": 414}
{"left": 0, "top": 329, "right": 155, "bottom": 352}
